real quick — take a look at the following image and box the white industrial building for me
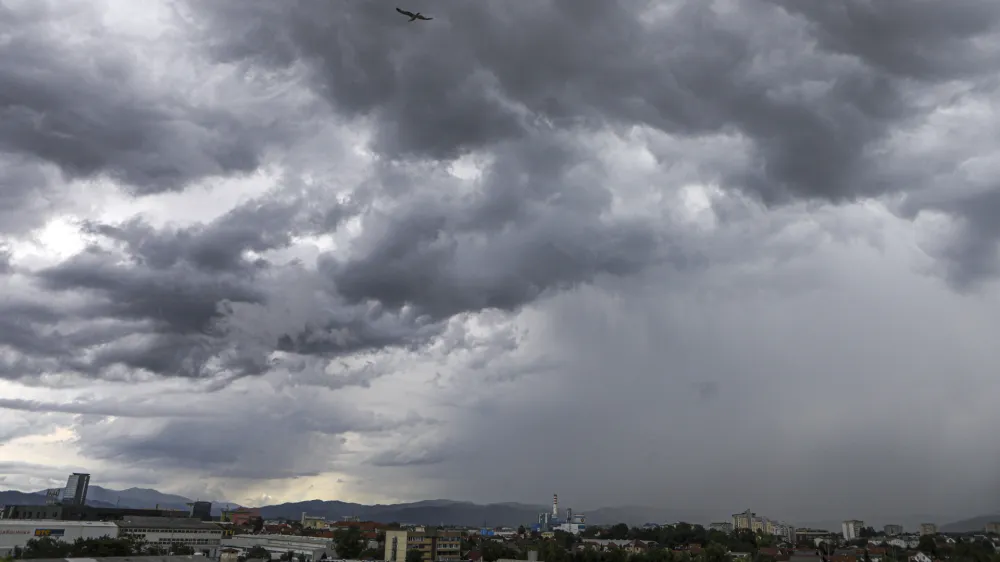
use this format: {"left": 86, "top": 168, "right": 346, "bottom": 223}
{"left": 116, "top": 517, "right": 224, "bottom": 557}
{"left": 0, "top": 520, "right": 118, "bottom": 556}
{"left": 221, "top": 534, "right": 335, "bottom": 561}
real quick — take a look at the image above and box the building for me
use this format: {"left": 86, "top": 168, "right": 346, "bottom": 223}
{"left": 796, "top": 529, "right": 835, "bottom": 546}
{"left": 733, "top": 510, "right": 754, "bottom": 530}
{"left": 771, "top": 523, "right": 795, "bottom": 544}
{"left": 222, "top": 534, "right": 335, "bottom": 561}
{"left": 225, "top": 508, "right": 262, "bottom": 527}
{"left": 883, "top": 525, "right": 903, "bottom": 536}
{"left": 0, "top": 520, "right": 118, "bottom": 557}
{"left": 188, "top": 502, "right": 212, "bottom": 521}
{"left": 919, "top": 523, "right": 937, "bottom": 536}
{"left": 842, "top": 521, "right": 864, "bottom": 541}
{"left": 115, "top": 517, "right": 224, "bottom": 557}
{"left": 61, "top": 473, "right": 91, "bottom": 506}
{"left": 330, "top": 520, "right": 386, "bottom": 540}
{"left": 0, "top": 504, "right": 189, "bottom": 521}
{"left": 710, "top": 522, "right": 733, "bottom": 533}
{"left": 385, "top": 527, "right": 461, "bottom": 562}
{"left": 985, "top": 522, "right": 1000, "bottom": 535}
{"left": 301, "top": 513, "right": 327, "bottom": 529}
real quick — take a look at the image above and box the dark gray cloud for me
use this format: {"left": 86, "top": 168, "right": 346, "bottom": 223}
{"left": 0, "top": 0, "right": 314, "bottom": 239}
{"left": 189, "top": 0, "right": 1000, "bottom": 283}
{"left": 769, "top": 0, "right": 1000, "bottom": 80}
{"left": 66, "top": 386, "right": 436, "bottom": 480}
{"left": 3, "top": 0, "right": 1000, "bottom": 523}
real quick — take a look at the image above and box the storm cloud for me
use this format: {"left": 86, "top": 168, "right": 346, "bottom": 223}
{"left": 2, "top": 0, "right": 1000, "bottom": 524}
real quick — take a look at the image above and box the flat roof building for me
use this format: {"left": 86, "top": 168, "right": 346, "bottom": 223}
{"left": 0, "top": 520, "right": 118, "bottom": 557}
{"left": 116, "top": 517, "right": 224, "bottom": 558}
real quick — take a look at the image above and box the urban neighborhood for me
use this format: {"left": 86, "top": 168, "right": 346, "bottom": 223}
{"left": 1, "top": 475, "right": 998, "bottom": 562}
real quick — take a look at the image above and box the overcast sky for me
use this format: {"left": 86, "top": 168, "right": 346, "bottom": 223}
{"left": 2, "top": 0, "right": 1000, "bottom": 525}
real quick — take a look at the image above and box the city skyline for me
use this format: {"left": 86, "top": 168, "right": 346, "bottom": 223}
{"left": 2, "top": 0, "right": 1000, "bottom": 523}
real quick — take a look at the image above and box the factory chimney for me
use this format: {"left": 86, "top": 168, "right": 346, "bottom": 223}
{"left": 552, "top": 494, "right": 558, "bottom": 518}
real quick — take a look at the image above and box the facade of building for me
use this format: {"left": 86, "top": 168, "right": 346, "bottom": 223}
{"left": 710, "top": 522, "right": 733, "bottom": 533}
{"left": 919, "top": 524, "right": 938, "bottom": 536}
{"left": 301, "top": 513, "right": 327, "bottom": 529}
{"left": 384, "top": 528, "right": 461, "bottom": 562}
{"left": 733, "top": 510, "right": 754, "bottom": 531}
{"left": 330, "top": 520, "right": 385, "bottom": 540}
{"left": 0, "top": 504, "right": 189, "bottom": 521}
{"left": 187, "top": 502, "right": 212, "bottom": 521}
{"left": 385, "top": 530, "right": 407, "bottom": 562}
{"left": 0, "top": 520, "right": 118, "bottom": 556}
{"left": 222, "top": 534, "right": 334, "bottom": 561}
{"left": 62, "top": 473, "right": 91, "bottom": 506}
{"left": 883, "top": 525, "right": 903, "bottom": 536}
{"left": 115, "top": 517, "right": 223, "bottom": 557}
{"left": 984, "top": 522, "right": 1000, "bottom": 535}
{"left": 796, "top": 529, "right": 835, "bottom": 546}
{"left": 226, "top": 507, "right": 262, "bottom": 526}
{"left": 842, "top": 520, "right": 864, "bottom": 540}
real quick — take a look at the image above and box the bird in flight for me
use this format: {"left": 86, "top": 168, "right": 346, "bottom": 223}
{"left": 396, "top": 7, "right": 432, "bottom": 21}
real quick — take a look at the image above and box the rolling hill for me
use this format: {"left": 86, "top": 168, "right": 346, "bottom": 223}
{"left": 0, "top": 486, "right": 236, "bottom": 515}
{"left": 940, "top": 514, "right": 1000, "bottom": 533}
{"left": 4, "top": 485, "right": 989, "bottom": 531}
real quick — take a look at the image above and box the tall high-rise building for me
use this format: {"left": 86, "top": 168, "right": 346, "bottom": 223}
{"left": 61, "top": 473, "right": 90, "bottom": 506}
{"left": 842, "top": 520, "right": 864, "bottom": 540}
{"left": 919, "top": 523, "right": 938, "bottom": 536}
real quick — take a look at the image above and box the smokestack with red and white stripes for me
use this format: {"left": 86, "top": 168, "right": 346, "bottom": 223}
{"left": 552, "top": 494, "right": 558, "bottom": 517}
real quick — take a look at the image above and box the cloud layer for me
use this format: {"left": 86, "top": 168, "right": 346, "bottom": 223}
{"left": 2, "top": 0, "right": 1000, "bottom": 523}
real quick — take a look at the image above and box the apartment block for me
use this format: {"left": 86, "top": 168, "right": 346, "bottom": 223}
{"left": 385, "top": 528, "right": 461, "bottom": 562}
{"left": 919, "top": 524, "right": 937, "bottom": 536}
{"left": 883, "top": 525, "right": 903, "bottom": 536}
{"left": 842, "top": 520, "right": 864, "bottom": 541}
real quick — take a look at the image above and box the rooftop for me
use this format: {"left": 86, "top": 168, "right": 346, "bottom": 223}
{"left": 0, "top": 520, "right": 118, "bottom": 528}
{"left": 25, "top": 558, "right": 208, "bottom": 562}
{"left": 116, "top": 518, "right": 223, "bottom": 530}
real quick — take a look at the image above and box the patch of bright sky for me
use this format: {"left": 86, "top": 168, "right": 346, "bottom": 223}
{"left": 447, "top": 153, "right": 488, "bottom": 181}
{"left": 675, "top": 184, "right": 720, "bottom": 231}
{"left": 0, "top": 426, "right": 92, "bottom": 488}
{"left": 7, "top": 216, "right": 95, "bottom": 269}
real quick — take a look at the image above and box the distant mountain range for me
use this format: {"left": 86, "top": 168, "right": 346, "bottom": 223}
{"left": 940, "top": 514, "right": 1000, "bottom": 533}
{"left": 0, "top": 486, "right": 238, "bottom": 516}
{"left": 257, "top": 500, "right": 716, "bottom": 527}
{"left": 0, "top": 486, "right": 994, "bottom": 532}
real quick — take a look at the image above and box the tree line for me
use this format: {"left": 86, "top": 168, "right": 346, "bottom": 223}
{"left": 5, "top": 535, "right": 198, "bottom": 559}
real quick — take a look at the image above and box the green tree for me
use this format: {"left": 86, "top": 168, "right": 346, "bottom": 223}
{"left": 554, "top": 530, "right": 576, "bottom": 550}
{"left": 334, "top": 526, "right": 364, "bottom": 559}
{"left": 297, "top": 554, "right": 307, "bottom": 562}
{"left": 21, "top": 537, "right": 73, "bottom": 559}
{"left": 171, "top": 544, "right": 196, "bottom": 555}
{"left": 406, "top": 549, "right": 424, "bottom": 562}
{"left": 482, "top": 541, "right": 519, "bottom": 562}
{"left": 704, "top": 543, "right": 730, "bottom": 562}
{"left": 518, "top": 526, "right": 527, "bottom": 536}
{"left": 918, "top": 536, "right": 937, "bottom": 556}
{"left": 71, "top": 536, "right": 143, "bottom": 557}
{"left": 608, "top": 524, "right": 630, "bottom": 540}
{"left": 247, "top": 545, "right": 271, "bottom": 559}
